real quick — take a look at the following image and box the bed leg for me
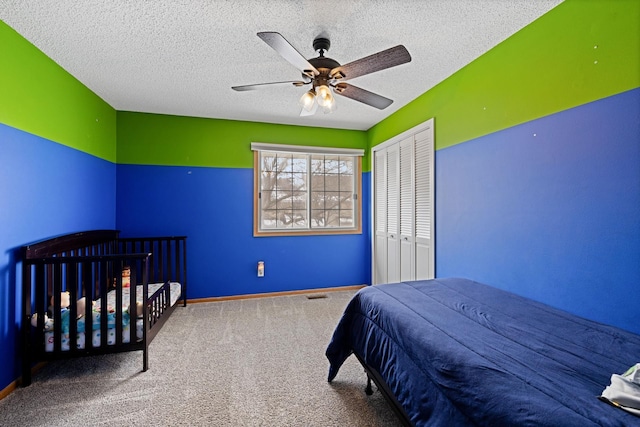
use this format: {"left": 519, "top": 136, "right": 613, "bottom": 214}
{"left": 22, "top": 364, "right": 32, "bottom": 387}
{"left": 365, "top": 374, "right": 373, "bottom": 395}
{"left": 143, "top": 346, "right": 149, "bottom": 372}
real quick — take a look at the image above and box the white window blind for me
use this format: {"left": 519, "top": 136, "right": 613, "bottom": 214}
{"left": 251, "top": 142, "right": 364, "bottom": 157}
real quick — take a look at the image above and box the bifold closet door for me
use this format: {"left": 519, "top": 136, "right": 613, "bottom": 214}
{"left": 399, "top": 136, "right": 415, "bottom": 282}
{"left": 414, "top": 127, "right": 434, "bottom": 280}
{"left": 374, "top": 149, "right": 387, "bottom": 285}
{"left": 373, "top": 118, "right": 434, "bottom": 285}
{"left": 385, "top": 144, "right": 400, "bottom": 283}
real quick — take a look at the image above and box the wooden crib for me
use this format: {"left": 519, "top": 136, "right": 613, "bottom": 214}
{"left": 21, "top": 230, "right": 187, "bottom": 386}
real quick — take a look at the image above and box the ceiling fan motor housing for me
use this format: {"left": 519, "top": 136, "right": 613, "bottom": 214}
{"left": 307, "top": 56, "right": 341, "bottom": 86}
{"left": 313, "top": 37, "right": 330, "bottom": 54}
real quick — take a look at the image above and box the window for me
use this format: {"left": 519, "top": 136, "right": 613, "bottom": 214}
{"left": 252, "top": 143, "right": 363, "bottom": 236}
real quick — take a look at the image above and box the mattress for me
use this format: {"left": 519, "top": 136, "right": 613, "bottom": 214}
{"left": 326, "top": 278, "right": 640, "bottom": 426}
{"left": 44, "top": 282, "right": 182, "bottom": 352}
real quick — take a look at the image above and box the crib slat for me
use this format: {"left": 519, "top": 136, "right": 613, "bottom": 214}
{"left": 99, "top": 260, "right": 108, "bottom": 349}
{"left": 34, "top": 263, "right": 46, "bottom": 347}
{"left": 68, "top": 262, "right": 78, "bottom": 352}
{"left": 52, "top": 263, "right": 63, "bottom": 353}
{"left": 115, "top": 261, "right": 123, "bottom": 347}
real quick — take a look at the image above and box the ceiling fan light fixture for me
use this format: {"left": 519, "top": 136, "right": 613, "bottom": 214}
{"left": 322, "top": 100, "right": 337, "bottom": 114}
{"left": 316, "top": 84, "right": 334, "bottom": 108}
{"left": 299, "top": 89, "right": 316, "bottom": 111}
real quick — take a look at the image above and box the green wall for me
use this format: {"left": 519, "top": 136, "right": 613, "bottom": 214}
{"left": 4, "top": 0, "right": 637, "bottom": 164}
{"left": 369, "top": 0, "right": 640, "bottom": 149}
{"left": 0, "top": 21, "right": 116, "bottom": 161}
{"left": 117, "top": 111, "right": 369, "bottom": 170}
{"left": 0, "top": 18, "right": 367, "bottom": 169}
{"left": 0, "top": 21, "right": 369, "bottom": 169}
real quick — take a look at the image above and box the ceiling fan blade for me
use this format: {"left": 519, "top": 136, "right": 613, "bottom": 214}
{"left": 232, "top": 81, "right": 307, "bottom": 91}
{"left": 334, "top": 83, "right": 393, "bottom": 110}
{"left": 331, "top": 45, "right": 411, "bottom": 81}
{"left": 257, "top": 32, "right": 319, "bottom": 77}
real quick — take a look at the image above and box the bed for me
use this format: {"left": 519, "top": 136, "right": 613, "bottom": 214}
{"left": 21, "top": 230, "right": 187, "bottom": 387}
{"left": 326, "top": 278, "right": 640, "bottom": 426}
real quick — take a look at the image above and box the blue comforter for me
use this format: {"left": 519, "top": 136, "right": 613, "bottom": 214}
{"left": 326, "top": 278, "right": 640, "bottom": 426}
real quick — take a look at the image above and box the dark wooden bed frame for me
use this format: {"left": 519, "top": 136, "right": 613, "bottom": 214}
{"left": 356, "top": 353, "right": 414, "bottom": 426}
{"left": 21, "top": 230, "right": 187, "bottom": 386}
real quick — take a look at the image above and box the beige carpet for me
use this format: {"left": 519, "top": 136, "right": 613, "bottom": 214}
{"left": 0, "top": 290, "right": 402, "bottom": 426}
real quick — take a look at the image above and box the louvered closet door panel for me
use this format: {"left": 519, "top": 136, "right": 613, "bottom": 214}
{"left": 399, "top": 136, "right": 415, "bottom": 282}
{"left": 374, "top": 149, "right": 387, "bottom": 285}
{"left": 386, "top": 144, "right": 400, "bottom": 283}
{"left": 414, "top": 126, "right": 434, "bottom": 280}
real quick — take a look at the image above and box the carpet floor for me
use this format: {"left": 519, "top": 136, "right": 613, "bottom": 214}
{"left": 0, "top": 289, "right": 403, "bottom": 426}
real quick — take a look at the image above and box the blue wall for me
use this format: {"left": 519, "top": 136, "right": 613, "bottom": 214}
{"left": 0, "top": 123, "right": 116, "bottom": 390}
{"left": 116, "top": 165, "right": 371, "bottom": 298}
{"left": 436, "top": 88, "right": 640, "bottom": 334}
{"left": 2, "top": 88, "right": 637, "bottom": 394}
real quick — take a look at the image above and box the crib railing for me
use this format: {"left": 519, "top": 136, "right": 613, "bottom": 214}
{"left": 118, "top": 236, "right": 188, "bottom": 307}
{"left": 20, "top": 231, "right": 188, "bottom": 387}
{"left": 22, "top": 253, "right": 150, "bottom": 384}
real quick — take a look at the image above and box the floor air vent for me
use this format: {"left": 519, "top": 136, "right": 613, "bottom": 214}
{"left": 306, "top": 294, "right": 328, "bottom": 300}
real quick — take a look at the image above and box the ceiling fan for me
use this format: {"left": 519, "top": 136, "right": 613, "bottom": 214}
{"left": 232, "top": 32, "right": 412, "bottom": 115}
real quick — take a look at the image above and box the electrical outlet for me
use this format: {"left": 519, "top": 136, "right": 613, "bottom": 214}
{"left": 257, "top": 261, "right": 265, "bottom": 277}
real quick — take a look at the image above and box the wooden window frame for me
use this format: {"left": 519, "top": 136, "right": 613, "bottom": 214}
{"left": 252, "top": 143, "right": 363, "bottom": 237}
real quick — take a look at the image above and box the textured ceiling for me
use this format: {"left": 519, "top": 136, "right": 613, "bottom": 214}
{"left": 1, "top": 0, "right": 563, "bottom": 131}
